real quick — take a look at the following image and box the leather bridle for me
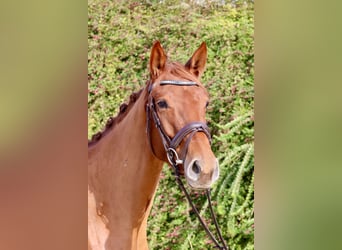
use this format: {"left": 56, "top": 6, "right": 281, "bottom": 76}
{"left": 146, "top": 80, "right": 228, "bottom": 250}
{"left": 146, "top": 80, "right": 211, "bottom": 168}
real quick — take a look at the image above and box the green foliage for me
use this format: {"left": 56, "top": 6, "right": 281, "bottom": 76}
{"left": 88, "top": 0, "right": 254, "bottom": 249}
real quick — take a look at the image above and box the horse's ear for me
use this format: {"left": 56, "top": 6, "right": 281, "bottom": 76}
{"left": 185, "top": 42, "right": 207, "bottom": 78}
{"left": 149, "top": 41, "right": 167, "bottom": 79}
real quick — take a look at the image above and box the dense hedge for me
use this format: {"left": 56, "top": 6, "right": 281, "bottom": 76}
{"left": 88, "top": 0, "right": 254, "bottom": 249}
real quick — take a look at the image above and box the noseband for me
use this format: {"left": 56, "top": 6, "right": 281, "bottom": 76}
{"left": 146, "top": 80, "right": 228, "bottom": 250}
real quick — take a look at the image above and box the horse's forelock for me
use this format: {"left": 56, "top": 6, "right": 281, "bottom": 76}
{"left": 168, "top": 62, "right": 199, "bottom": 82}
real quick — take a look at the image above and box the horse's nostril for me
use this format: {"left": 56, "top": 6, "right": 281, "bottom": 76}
{"left": 192, "top": 160, "right": 201, "bottom": 175}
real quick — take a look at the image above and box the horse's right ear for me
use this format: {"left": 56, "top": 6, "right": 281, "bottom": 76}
{"left": 149, "top": 41, "right": 167, "bottom": 79}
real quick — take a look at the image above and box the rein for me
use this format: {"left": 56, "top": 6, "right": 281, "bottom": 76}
{"left": 146, "top": 80, "right": 228, "bottom": 250}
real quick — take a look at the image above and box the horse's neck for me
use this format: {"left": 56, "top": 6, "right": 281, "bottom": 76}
{"left": 88, "top": 90, "right": 163, "bottom": 248}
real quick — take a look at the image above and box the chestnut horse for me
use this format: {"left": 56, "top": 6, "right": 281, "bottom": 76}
{"left": 88, "top": 41, "right": 219, "bottom": 250}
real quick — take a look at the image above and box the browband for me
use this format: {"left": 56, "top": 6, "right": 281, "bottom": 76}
{"left": 159, "top": 80, "right": 198, "bottom": 86}
{"left": 147, "top": 80, "right": 198, "bottom": 94}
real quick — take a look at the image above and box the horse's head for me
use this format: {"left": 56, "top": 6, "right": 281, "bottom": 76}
{"left": 146, "top": 41, "right": 219, "bottom": 189}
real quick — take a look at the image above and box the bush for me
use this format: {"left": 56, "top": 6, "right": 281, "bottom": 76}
{"left": 88, "top": 0, "right": 254, "bottom": 249}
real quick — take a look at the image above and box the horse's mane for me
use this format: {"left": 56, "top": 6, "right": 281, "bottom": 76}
{"left": 88, "top": 88, "right": 144, "bottom": 147}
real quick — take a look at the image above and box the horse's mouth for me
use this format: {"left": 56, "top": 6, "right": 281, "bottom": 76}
{"left": 186, "top": 178, "right": 213, "bottom": 190}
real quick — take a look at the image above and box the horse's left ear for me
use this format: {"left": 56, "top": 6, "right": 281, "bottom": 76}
{"left": 185, "top": 42, "right": 207, "bottom": 78}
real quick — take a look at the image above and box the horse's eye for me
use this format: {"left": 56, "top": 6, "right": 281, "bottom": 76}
{"left": 157, "top": 100, "right": 168, "bottom": 109}
{"left": 205, "top": 101, "right": 209, "bottom": 108}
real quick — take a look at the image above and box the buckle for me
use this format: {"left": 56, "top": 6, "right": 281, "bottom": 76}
{"left": 166, "top": 148, "right": 183, "bottom": 166}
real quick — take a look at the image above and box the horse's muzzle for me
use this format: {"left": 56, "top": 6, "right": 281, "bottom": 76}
{"left": 185, "top": 157, "right": 219, "bottom": 189}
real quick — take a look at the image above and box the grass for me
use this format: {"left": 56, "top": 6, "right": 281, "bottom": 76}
{"left": 88, "top": 0, "right": 254, "bottom": 249}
